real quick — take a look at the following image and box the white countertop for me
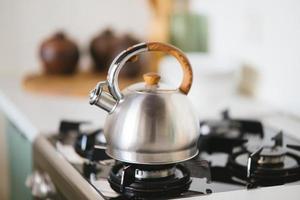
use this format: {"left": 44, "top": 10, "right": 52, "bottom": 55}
{"left": 0, "top": 74, "right": 107, "bottom": 141}
{"left": 189, "top": 184, "right": 300, "bottom": 200}
{"left": 1, "top": 74, "right": 300, "bottom": 199}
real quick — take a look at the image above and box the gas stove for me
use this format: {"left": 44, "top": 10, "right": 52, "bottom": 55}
{"left": 35, "top": 110, "right": 300, "bottom": 199}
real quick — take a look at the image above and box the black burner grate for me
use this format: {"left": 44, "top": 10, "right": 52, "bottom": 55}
{"left": 108, "top": 163, "right": 192, "bottom": 198}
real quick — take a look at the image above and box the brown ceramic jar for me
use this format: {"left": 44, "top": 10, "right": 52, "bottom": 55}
{"left": 40, "top": 32, "right": 79, "bottom": 74}
{"left": 89, "top": 29, "right": 118, "bottom": 72}
{"left": 90, "top": 30, "right": 143, "bottom": 77}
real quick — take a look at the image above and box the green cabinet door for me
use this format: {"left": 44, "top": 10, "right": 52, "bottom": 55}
{"left": 6, "top": 119, "right": 32, "bottom": 200}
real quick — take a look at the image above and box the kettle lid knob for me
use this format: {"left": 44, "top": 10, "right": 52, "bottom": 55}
{"left": 143, "top": 72, "right": 161, "bottom": 86}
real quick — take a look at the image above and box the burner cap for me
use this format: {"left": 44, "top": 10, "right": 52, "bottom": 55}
{"left": 247, "top": 145, "right": 286, "bottom": 166}
{"left": 135, "top": 166, "right": 176, "bottom": 179}
{"left": 257, "top": 146, "right": 286, "bottom": 165}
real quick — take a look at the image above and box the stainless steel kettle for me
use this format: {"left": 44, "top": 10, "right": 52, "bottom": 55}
{"left": 89, "top": 42, "right": 199, "bottom": 165}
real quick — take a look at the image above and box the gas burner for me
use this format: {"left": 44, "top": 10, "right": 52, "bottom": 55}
{"left": 200, "top": 110, "right": 264, "bottom": 138}
{"left": 227, "top": 132, "right": 300, "bottom": 187}
{"left": 108, "top": 163, "right": 192, "bottom": 198}
{"left": 198, "top": 110, "right": 264, "bottom": 154}
{"left": 227, "top": 148, "right": 300, "bottom": 187}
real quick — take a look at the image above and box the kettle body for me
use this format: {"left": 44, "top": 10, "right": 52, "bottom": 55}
{"left": 89, "top": 42, "right": 199, "bottom": 165}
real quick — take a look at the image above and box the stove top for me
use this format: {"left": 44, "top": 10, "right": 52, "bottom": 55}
{"left": 49, "top": 110, "right": 300, "bottom": 199}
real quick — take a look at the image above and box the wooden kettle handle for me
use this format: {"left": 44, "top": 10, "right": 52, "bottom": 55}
{"left": 147, "top": 42, "right": 193, "bottom": 94}
{"left": 106, "top": 42, "right": 193, "bottom": 101}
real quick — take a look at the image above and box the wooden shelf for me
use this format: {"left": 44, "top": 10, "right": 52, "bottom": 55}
{"left": 22, "top": 71, "right": 143, "bottom": 97}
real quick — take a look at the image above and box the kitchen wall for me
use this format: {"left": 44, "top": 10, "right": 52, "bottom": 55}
{"left": 0, "top": 0, "right": 150, "bottom": 75}
{"left": 191, "top": 0, "right": 300, "bottom": 116}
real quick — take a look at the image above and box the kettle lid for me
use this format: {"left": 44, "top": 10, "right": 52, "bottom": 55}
{"left": 126, "top": 72, "right": 177, "bottom": 94}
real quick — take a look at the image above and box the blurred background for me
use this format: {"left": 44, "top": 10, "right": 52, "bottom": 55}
{"left": 1, "top": 0, "right": 299, "bottom": 113}
{"left": 0, "top": 0, "right": 300, "bottom": 199}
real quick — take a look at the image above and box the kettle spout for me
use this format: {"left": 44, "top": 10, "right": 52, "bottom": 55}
{"left": 89, "top": 82, "right": 117, "bottom": 113}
